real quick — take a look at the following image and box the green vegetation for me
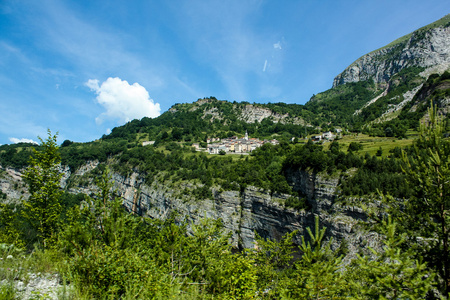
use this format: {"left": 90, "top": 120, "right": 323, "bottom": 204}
{"left": 0, "top": 168, "right": 436, "bottom": 298}
{"left": 306, "top": 79, "right": 379, "bottom": 127}
{"left": 0, "top": 143, "right": 38, "bottom": 169}
{"left": 100, "top": 98, "right": 315, "bottom": 148}
{"left": 1, "top": 100, "right": 450, "bottom": 297}
{"left": 382, "top": 104, "right": 450, "bottom": 295}
{"left": 363, "top": 69, "right": 450, "bottom": 138}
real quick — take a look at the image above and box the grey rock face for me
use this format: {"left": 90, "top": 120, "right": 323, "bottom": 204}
{"left": 0, "top": 167, "right": 28, "bottom": 202}
{"left": 333, "top": 26, "right": 450, "bottom": 87}
{"left": 109, "top": 167, "right": 368, "bottom": 254}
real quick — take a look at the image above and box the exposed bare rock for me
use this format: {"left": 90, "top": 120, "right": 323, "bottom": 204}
{"left": 0, "top": 167, "right": 27, "bottom": 202}
{"left": 333, "top": 25, "right": 450, "bottom": 87}
{"left": 1, "top": 157, "right": 380, "bottom": 261}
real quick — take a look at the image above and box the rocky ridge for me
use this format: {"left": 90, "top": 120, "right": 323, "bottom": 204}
{"left": 333, "top": 16, "right": 450, "bottom": 87}
{"left": 236, "top": 104, "right": 304, "bottom": 125}
{"left": 172, "top": 98, "right": 305, "bottom": 125}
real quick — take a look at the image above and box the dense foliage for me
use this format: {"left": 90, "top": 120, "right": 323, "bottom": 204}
{"left": 1, "top": 128, "right": 444, "bottom": 298}
{"left": 0, "top": 143, "right": 38, "bottom": 169}
{"left": 101, "top": 99, "right": 314, "bottom": 148}
{"left": 382, "top": 105, "right": 450, "bottom": 296}
{"left": 0, "top": 167, "right": 436, "bottom": 298}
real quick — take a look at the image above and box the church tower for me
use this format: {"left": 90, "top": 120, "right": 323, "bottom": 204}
{"left": 245, "top": 130, "right": 248, "bottom": 141}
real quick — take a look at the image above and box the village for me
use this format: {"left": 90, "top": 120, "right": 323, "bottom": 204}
{"left": 190, "top": 129, "right": 341, "bottom": 154}
{"left": 142, "top": 129, "right": 342, "bottom": 154}
{"left": 189, "top": 131, "right": 278, "bottom": 154}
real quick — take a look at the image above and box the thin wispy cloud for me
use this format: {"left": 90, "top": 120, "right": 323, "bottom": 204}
{"left": 0, "top": 41, "right": 32, "bottom": 66}
{"left": 274, "top": 42, "right": 282, "bottom": 50}
{"left": 263, "top": 60, "right": 268, "bottom": 72}
{"left": 168, "top": 0, "right": 273, "bottom": 100}
{"left": 86, "top": 77, "right": 161, "bottom": 124}
{"left": 35, "top": 3, "right": 139, "bottom": 72}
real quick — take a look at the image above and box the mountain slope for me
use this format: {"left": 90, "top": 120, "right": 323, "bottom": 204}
{"left": 306, "top": 15, "right": 450, "bottom": 133}
{"left": 333, "top": 14, "right": 450, "bottom": 87}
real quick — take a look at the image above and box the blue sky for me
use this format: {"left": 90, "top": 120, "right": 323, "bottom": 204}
{"left": 0, "top": 0, "right": 448, "bottom": 145}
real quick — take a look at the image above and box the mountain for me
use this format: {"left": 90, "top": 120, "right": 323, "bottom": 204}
{"left": 333, "top": 14, "right": 450, "bottom": 87}
{"left": 306, "top": 15, "right": 450, "bottom": 135}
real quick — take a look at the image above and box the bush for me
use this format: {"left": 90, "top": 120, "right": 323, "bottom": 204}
{"left": 348, "top": 142, "right": 363, "bottom": 152}
{"left": 285, "top": 196, "right": 308, "bottom": 210}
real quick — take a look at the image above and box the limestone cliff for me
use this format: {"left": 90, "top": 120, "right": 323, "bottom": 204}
{"left": 102, "top": 166, "right": 370, "bottom": 253}
{"left": 0, "top": 167, "right": 28, "bottom": 202}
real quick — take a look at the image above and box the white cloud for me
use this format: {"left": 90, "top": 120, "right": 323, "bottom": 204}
{"left": 86, "top": 77, "right": 161, "bottom": 124}
{"left": 273, "top": 41, "right": 282, "bottom": 50}
{"left": 9, "top": 137, "right": 38, "bottom": 145}
{"left": 263, "top": 60, "right": 268, "bottom": 72}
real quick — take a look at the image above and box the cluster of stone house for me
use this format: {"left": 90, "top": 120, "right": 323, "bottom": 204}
{"left": 195, "top": 131, "right": 279, "bottom": 154}
{"left": 310, "top": 129, "right": 342, "bottom": 142}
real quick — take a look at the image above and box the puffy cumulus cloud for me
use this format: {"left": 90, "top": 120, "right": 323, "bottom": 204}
{"left": 86, "top": 77, "right": 161, "bottom": 124}
{"left": 9, "top": 137, "right": 38, "bottom": 145}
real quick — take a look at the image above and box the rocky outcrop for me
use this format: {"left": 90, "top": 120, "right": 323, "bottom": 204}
{"left": 175, "top": 98, "right": 305, "bottom": 125}
{"left": 110, "top": 172, "right": 312, "bottom": 248}
{"left": 333, "top": 21, "right": 450, "bottom": 87}
{"left": 236, "top": 104, "right": 304, "bottom": 125}
{"left": 0, "top": 167, "right": 28, "bottom": 202}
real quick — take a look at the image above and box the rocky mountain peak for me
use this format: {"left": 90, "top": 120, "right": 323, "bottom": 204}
{"left": 333, "top": 14, "right": 450, "bottom": 88}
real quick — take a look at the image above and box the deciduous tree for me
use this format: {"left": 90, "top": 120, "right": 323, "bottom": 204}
{"left": 23, "top": 130, "right": 62, "bottom": 247}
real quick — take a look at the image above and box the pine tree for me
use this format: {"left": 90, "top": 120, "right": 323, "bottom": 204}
{"left": 23, "top": 130, "right": 62, "bottom": 247}
{"left": 349, "top": 216, "right": 434, "bottom": 299}
{"left": 384, "top": 103, "right": 450, "bottom": 296}
{"left": 280, "top": 216, "right": 349, "bottom": 299}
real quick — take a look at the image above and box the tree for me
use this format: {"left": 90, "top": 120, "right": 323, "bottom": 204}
{"left": 280, "top": 216, "right": 348, "bottom": 299}
{"left": 385, "top": 104, "right": 450, "bottom": 296}
{"left": 23, "top": 130, "right": 62, "bottom": 247}
{"left": 348, "top": 216, "right": 434, "bottom": 299}
{"left": 347, "top": 141, "right": 363, "bottom": 152}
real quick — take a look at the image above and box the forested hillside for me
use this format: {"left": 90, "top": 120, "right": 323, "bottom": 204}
{"left": 1, "top": 106, "right": 448, "bottom": 298}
